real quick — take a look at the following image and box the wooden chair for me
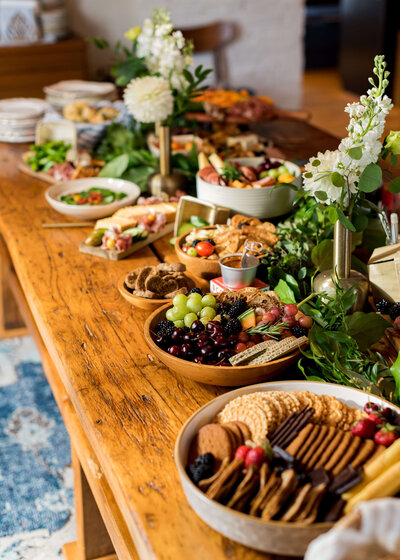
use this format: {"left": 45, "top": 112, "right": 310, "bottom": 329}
{"left": 181, "top": 22, "right": 237, "bottom": 87}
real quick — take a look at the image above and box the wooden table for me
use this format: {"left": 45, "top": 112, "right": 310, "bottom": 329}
{"left": 0, "top": 120, "right": 338, "bottom": 560}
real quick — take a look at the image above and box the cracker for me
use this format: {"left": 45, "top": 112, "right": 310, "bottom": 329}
{"left": 218, "top": 396, "right": 269, "bottom": 443}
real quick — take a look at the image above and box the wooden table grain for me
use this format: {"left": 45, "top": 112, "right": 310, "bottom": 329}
{"left": 0, "top": 120, "right": 338, "bottom": 560}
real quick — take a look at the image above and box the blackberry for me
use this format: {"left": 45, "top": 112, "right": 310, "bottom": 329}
{"left": 192, "top": 240, "right": 201, "bottom": 247}
{"left": 156, "top": 320, "right": 175, "bottom": 337}
{"left": 224, "top": 318, "right": 242, "bottom": 335}
{"left": 189, "top": 287, "right": 204, "bottom": 296}
{"left": 195, "top": 453, "right": 214, "bottom": 468}
{"left": 217, "top": 302, "right": 232, "bottom": 316}
{"left": 389, "top": 302, "right": 400, "bottom": 321}
{"left": 205, "top": 238, "right": 216, "bottom": 246}
{"left": 229, "top": 298, "right": 247, "bottom": 318}
{"left": 291, "top": 325, "right": 308, "bottom": 338}
{"left": 191, "top": 463, "right": 213, "bottom": 485}
{"left": 376, "top": 299, "right": 393, "bottom": 314}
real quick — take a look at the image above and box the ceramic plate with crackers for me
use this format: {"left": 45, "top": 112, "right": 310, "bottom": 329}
{"left": 175, "top": 381, "right": 400, "bottom": 556}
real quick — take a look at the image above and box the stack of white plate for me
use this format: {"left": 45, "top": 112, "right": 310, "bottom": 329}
{"left": 0, "top": 98, "right": 49, "bottom": 143}
{"left": 43, "top": 80, "right": 118, "bottom": 113}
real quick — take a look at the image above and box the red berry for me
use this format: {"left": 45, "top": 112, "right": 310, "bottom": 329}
{"left": 367, "top": 412, "right": 384, "bottom": 426}
{"left": 284, "top": 303, "right": 298, "bottom": 317}
{"left": 237, "top": 332, "right": 249, "bottom": 343}
{"left": 234, "top": 342, "right": 247, "bottom": 354}
{"left": 270, "top": 307, "right": 281, "bottom": 319}
{"left": 246, "top": 341, "right": 255, "bottom": 349}
{"left": 235, "top": 445, "right": 251, "bottom": 460}
{"left": 374, "top": 426, "right": 399, "bottom": 447}
{"left": 298, "top": 315, "right": 313, "bottom": 329}
{"left": 281, "top": 330, "right": 293, "bottom": 339}
{"left": 181, "top": 245, "right": 190, "bottom": 253}
{"left": 262, "top": 334, "right": 273, "bottom": 341}
{"left": 351, "top": 418, "right": 376, "bottom": 438}
{"left": 364, "top": 402, "right": 380, "bottom": 414}
{"left": 382, "top": 407, "right": 395, "bottom": 421}
{"left": 249, "top": 334, "right": 261, "bottom": 344}
{"left": 245, "top": 446, "right": 265, "bottom": 468}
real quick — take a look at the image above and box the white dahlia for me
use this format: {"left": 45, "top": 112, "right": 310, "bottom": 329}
{"left": 123, "top": 76, "right": 173, "bottom": 123}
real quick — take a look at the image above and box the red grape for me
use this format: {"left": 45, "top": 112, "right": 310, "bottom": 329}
{"left": 262, "top": 312, "right": 276, "bottom": 324}
{"left": 246, "top": 341, "right": 255, "bottom": 349}
{"left": 234, "top": 342, "right": 247, "bottom": 353}
{"left": 284, "top": 304, "right": 298, "bottom": 317}
{"left": 238, "top": 332, "right": 249, "bottom": 343}
{"left": 270, "top": 307, "right": 281, "bottom": 319}
{"left": 282, "top": 315, "right": 297, "bottom": 328}
{"left": 250, "top": 334, "right": 261, "bottom": 344}
{"left": 298, "top": 315, "right": 313, "bottom": 329}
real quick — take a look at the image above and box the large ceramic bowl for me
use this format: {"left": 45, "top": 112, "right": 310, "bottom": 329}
{"left": 175, "top": 380, "right": 400, "bottom": 556}
{"left": 45, "top": 177, "right": 140, "bottom": 220}
{"left": 175, "top": 226, "right": 221, "bottom": 280}
{"left": 196, "top": 157, "right": 301, "bottom": 219}
{"left": 144, "top": 303, "right": 305, "bottom": 386}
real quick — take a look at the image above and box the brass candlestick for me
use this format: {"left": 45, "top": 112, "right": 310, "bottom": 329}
{"left": 313, "top": 220, "right": 369, "bottom": 312}
{"left": 147, "top": 123, "right": 186, "bottom": 196}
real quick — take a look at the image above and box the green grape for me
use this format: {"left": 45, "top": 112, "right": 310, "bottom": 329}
{"left": 200, "top": 306, "right": 216, "bottom": 319}
{"left": 277, "top": 165, "right": 289, "bottom": 175}
{"left": 201, "top": 294, "right": 216, "bottom": 309}
{"left": 200, "top": 316, "right": 211, "bottom": 327}
{"left": 184, "top": 313, "right": 198, "bottom": 328}
{"left": 173, "top": 293, "right": 188, "bottom": 306}
{"left": 268, "top": 168, "right": 280, "bottom": 179}
{"left": 187, "top": 298, "right": 203, "bottom": 314}
{"left": 166, "top": 308, "right": 178, "bottom": 322}
{"left": 174, "top": 320, "right": 185, "bottom": 328}
{"left": 173, "top": 304, "right": 188, "bottom": 320}
{"left": 188, "top": 292, "right": 202, "bottom": 305}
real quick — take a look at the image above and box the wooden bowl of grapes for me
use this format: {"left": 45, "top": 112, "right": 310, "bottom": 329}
{"left": 144, "top": 293, "right": 306, "bottom": 386}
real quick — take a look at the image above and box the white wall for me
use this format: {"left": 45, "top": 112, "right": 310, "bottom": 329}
{"left": 65, "top": 0, "right": 305, "bottom": 109}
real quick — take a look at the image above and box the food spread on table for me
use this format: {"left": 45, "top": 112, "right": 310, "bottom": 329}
{"left": 153, "top": 287, "right": 310, "bottom": 367}
{"left": 60, "top": 187, "right": 127, "bottom": 206}
{"left": 124, "top": 263, "right": 194, "bottom": 299}
{"left": 198, "top": 153, "right": 296, "bottom": 189}
{"left": 63, "top": 101, "right": 119, "bottom": 123}
{"left": 180, "top": 214, "right": 278, "bottom": 260}
{"left": 185, "top": 390, "right": 400, "bottom": 525}
{"left": 193, "top": 89, "right": 275, "bottom": 122}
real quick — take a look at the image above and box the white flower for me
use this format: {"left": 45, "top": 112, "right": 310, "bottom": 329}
{"left": 303, "top": 150, "right": 345, "bottom": 204}
{"left": 123, "top": 76, "right": 173, "bottom": 123}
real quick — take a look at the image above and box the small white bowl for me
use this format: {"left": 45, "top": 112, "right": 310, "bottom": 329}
{"left": 175, "top": 380, "right": 400, "bottom": 557}
{"left": 45, "top": 177, "right": 140, "bottom": 220}
{"left": 196, "top": 157, "right": 301, "bottom": 219}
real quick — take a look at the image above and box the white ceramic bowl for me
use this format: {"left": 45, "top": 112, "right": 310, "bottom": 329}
{"left": 196, "top": 157, "right": 301, "bottom": 219}
{"left": 175, "top": 380, "right": 400, "bottom": 557}
{"left": 45, "top": 177, "right": 140, "bottom": 220}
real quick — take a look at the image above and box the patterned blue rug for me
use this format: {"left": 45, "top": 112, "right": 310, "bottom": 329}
{"left": 0, "top": 337, "right": 75, "bottom": 560}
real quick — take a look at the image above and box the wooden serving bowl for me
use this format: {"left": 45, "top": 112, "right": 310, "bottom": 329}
{"left": 144, "top": 303, "right": 304, "bottom": 386}
{"left": 118, "top": 276, "right": 171, "bottom": 312}
{"left": 175, "top": 381, "right": 400, "bottom": 556}
{"left": 174, "top": 226, "right": 221, "bottom": 280}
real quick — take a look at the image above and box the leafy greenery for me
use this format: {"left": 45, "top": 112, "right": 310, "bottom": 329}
{"left": 26, "top": 141, "right": 71, "bottom": 172}
{"left": 220, "top": 161, "right": 244, "bottom": 182}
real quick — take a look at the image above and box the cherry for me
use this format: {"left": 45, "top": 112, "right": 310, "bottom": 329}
{"left": 182, "top": 332, "right": 193, "bottom": 343}
{"left": 228, "top": 335, "right": 238, "bottom": 347}
{"left": 213, "top": 335, "right": 227, "bottom": 349}
{"left": 167, "top": 345, "right": 180, "bottom": 357}
{"left": 193, "top": 356, "right": 204, "bottom": 364}
{"left": 191, "top": 320, "right": 204, "bottom": 333}
{"left": 200, "top": 344, "right": 214, "bottom": 358}
{"left": 171, "top": 328, "right": 184, "bottom": 342}
{"left": 364, "top": 402, "right": 380, "bottom": 414}
{"left": 235, "top": 445, "right": 251, "bottom": 460}
{"left": 181, "top": 344, "right": 193, "bottom": 359}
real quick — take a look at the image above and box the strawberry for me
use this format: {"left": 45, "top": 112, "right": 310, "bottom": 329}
{"left": 351, "top": 418, "right": 376, "bottom": 438}
{"left": 234, "top": 445, "right": 251, "bottom": 460}
{"left": 367, "top": 412, "right": 385, "bottom": 426}
{"left": 245, "top": 446, "right": 265, "bottom": 468}
{"left": 374, "top": 425, "right": 399, "bottom": 447}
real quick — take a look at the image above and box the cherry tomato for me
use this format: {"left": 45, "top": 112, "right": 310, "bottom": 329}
{"left": 195, "top": 241, "right": 214, "bottom": 257}
{"left": 181, "top": 245, "right": 190, "bottom": 253}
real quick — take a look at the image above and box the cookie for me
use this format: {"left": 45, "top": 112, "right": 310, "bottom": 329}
{"left": 188, "top": 424, "right": 234, "bottom": 468}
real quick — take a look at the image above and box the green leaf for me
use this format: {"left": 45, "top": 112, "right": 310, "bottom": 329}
{"left": 298, "top": 266, "right": 307, "bottom": 280}
{"left": 332, "top": 172, "right": 345, "bottom": 187}
{"left": 352, "top": 211, "right": 369, "bottom": 232}
{"left": 87, "top": 36, "right": 109, "bottom": 49}
{"left": 274, "top": 279, "right": 296, "bottom": 304}
{"left": 390, "top": 352, "right": 400, "bottom": 401}
{"left": 348, "top": 147, "right": 362, "bottom": 160}
{"left": 311, "top": 239, "right": 333, "bottom": 270}
{"left": 328, "top": 206, "right": 338, "bottom": 223}
{"left": 358, "top": 163, "right": 382, "bottom": 193}
{"left": 315, "top": 190, "right": 328, "bottom": 201}
{"left": 389, "top": 176, "right": 400, "bottom": 194}
{"left": 337, "top": 208, "right": 356, "bottom": 232}
{"left": 344, "top": 312, "right": 391, "bottom": 351}
{"left": 391, "top": 153, "right": 397, "bottom": 166}
{"left": 122, "top": 165, "right": 154, "bottom": 192}
{"left": 98, "top": 154, "right": 130, "bottom": 178}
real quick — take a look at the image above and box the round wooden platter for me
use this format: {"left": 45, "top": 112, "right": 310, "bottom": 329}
{"left": 144, "top": 302, "right": 305, "bottom": 386}
{"left": 118, "top": 276, "right": 171, "bottom": 312}
{"left": 175, "top": 226, "right": 220, "bottom": 280}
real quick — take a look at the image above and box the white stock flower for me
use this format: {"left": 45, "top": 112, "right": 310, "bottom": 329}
{"left": 123, "top": 76, "right": 173, "bottom": 123}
